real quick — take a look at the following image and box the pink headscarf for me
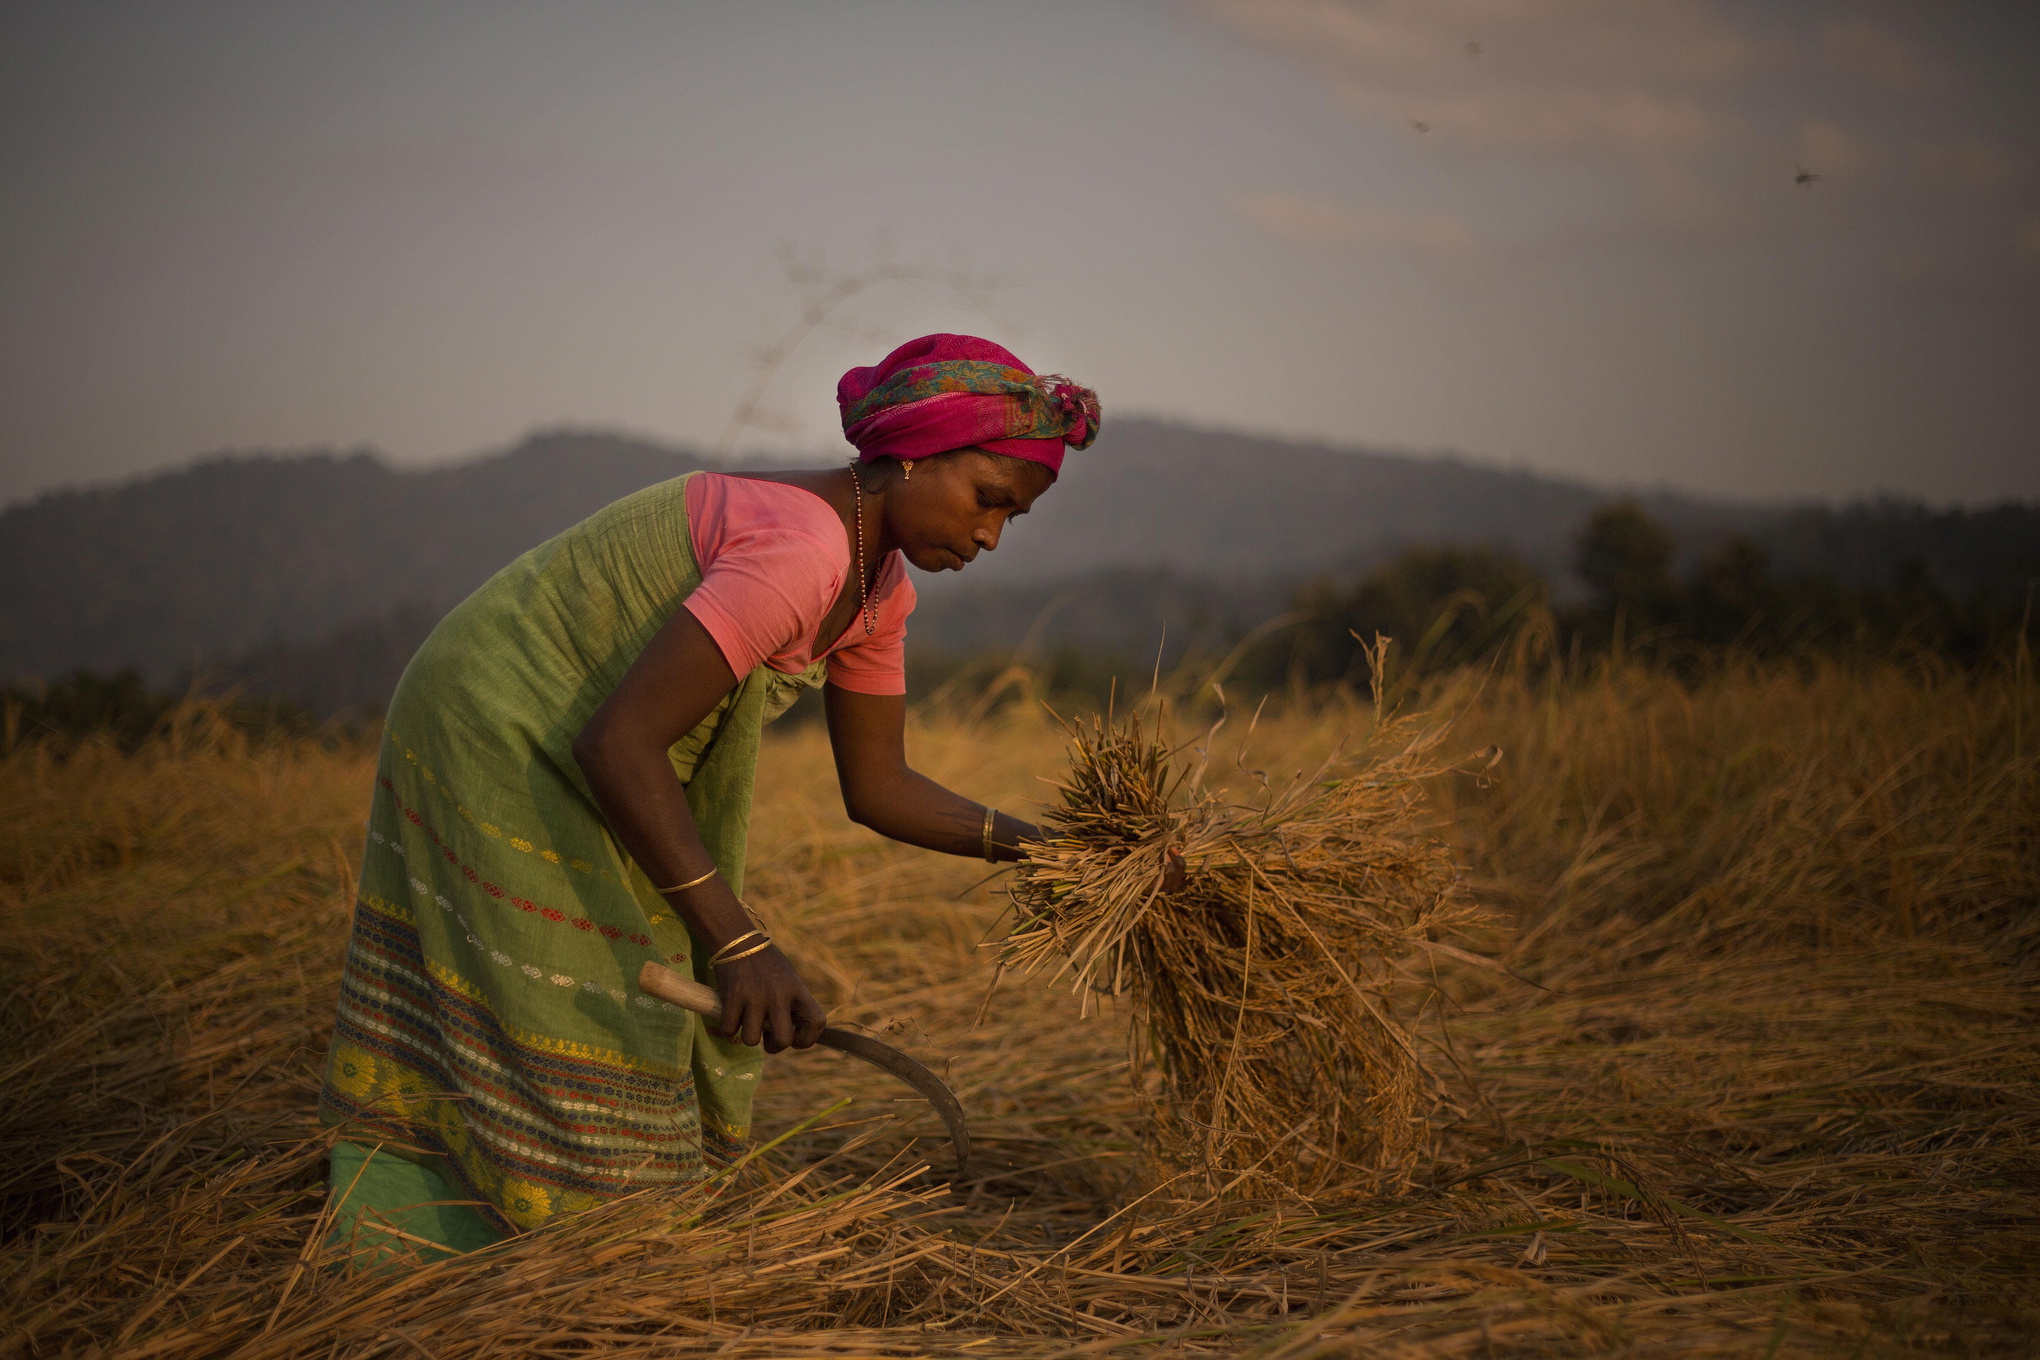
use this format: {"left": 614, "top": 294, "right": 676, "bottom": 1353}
{"left": 836, "top": 334, "right": 1101, "bottom": 479}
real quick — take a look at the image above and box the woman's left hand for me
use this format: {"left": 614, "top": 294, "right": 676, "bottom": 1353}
{"left": 711, "top": 945, "right": 827, "bottom": 1054}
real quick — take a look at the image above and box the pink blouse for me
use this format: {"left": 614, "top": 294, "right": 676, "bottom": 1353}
{"left": 682, "top": 472, "right": 914, "bottom": 696}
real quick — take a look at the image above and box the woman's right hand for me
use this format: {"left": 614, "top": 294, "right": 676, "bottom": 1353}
{"left": 712, "top": 946, "right": 827, "bottom": 1053}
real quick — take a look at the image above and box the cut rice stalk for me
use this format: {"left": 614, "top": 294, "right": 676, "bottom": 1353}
{"left": 1003, "top": 660, "right": 1485, "bottom": 1199}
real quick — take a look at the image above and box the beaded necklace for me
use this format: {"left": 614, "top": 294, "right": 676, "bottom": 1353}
{"left": 847, "top": 461, "right": 878, "bottom": 637}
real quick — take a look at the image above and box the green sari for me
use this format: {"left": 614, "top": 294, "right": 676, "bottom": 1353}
{"left": 319, "top": 471, "right": 821, "bottom": 1236}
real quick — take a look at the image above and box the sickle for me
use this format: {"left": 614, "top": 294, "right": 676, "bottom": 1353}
{"left": 636, "top": 961, "right": 970, "bottom": 1180}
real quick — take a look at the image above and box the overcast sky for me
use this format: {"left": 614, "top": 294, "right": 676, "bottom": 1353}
{"left": 3, "top": 0, "right": 2036, "bottom": 508}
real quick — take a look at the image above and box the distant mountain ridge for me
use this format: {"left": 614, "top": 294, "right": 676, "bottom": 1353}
{"left": 3, "top": 419, "right": 2033, "bottom": 694}
{"left": 0, "top": 431, "right": 712, "bottom": 684}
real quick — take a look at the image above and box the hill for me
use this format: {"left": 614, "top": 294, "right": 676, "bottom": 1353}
{"left": 0, "top": 420, "right": 1721, "bottom": 686}
{"left": 0, "top": 431, "right": 710, "bottom": 685}
{"left": 3, "top": 420, "right": 2034, "bottom": 711}
{"left": 952, "top": 418, "right": 1728, "bottom": 587}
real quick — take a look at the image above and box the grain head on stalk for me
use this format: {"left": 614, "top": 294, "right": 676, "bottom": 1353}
{"left": 1001, "top": 646, "right": 1486, "bottom": 1199}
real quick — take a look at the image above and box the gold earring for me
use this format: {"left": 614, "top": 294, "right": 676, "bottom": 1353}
{"left": 902, "top": 460, "right": 913, "bottom": 481}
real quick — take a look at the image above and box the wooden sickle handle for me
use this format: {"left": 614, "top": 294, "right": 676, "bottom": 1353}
{"left": 638, "top": 961, "right": 723, "bottom": 1021}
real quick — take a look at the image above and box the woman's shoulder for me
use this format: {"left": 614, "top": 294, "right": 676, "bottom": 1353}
{"left": 695, "top": 472, "right": 842, "bottom": 535}
{"left": 690, "top": 472, "right": 849, "bottom": 565}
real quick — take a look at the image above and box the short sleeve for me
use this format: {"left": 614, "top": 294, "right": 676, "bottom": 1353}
{"left": 682, "top": 477, "right": 847, "bottom": 678}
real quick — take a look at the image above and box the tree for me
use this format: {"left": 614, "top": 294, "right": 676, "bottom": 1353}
{"left": 1685, "top": 534, "right": 1782, "bottom": 647}
{"left": 1290, "top": 545, "right": 1546, "bottom": 684}
{"left": 1574, "top": 500, "right": 1677, "bottom": 633}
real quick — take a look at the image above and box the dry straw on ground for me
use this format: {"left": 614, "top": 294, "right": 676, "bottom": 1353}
{"left": 1003, "top": 662, "right": 1486, "bottom": 1196}
{"left": 4, "top": 656, "right": 2038, "bottom": 1356}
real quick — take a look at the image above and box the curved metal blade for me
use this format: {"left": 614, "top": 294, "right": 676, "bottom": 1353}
{"left": 819, "top": 1027, "right": 969, "bottom": 1180}
{"left": 635, "top": 962, "right": 969, "bottom": 1179}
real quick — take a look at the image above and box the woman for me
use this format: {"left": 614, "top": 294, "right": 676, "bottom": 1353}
{"left": 319, "top": 334, "right": 1099, "bottom": 1256}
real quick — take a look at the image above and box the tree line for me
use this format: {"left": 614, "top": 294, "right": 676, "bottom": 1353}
{"left": 1274, "top": 500, "right": 2036, "bottom": 690}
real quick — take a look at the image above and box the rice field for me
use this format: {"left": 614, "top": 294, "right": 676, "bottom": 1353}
{"left": 3, "top": 659, "right": 2036, "bottom": 1357}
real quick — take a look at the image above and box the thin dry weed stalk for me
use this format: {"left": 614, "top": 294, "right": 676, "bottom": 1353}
{"left": 3, "top": 662, "right": 2036, "bottom": 1356}
{"left": 714, "top": 244, "right": 1012, "bottom": 459}
{"left": 1002, "top": 646, "right": 1487, "bottom": 1197}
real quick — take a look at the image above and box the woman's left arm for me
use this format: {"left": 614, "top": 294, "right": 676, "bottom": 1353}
{"left": 824, "top": 686, "right": 1040, "bottom": 860}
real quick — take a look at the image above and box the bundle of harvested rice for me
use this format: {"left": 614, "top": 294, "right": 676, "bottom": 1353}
{"left": 1002, "top": 679, "right": 1485, "bottom": 1198}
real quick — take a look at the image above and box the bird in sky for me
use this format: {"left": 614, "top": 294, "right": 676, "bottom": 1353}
{"left": 1408, "top": 118, "right": 1431, "bottom": 133}
{"left": 1795, "top": 163, "right": 1821, "bottom": 186}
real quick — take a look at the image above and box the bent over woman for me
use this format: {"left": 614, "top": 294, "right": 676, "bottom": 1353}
{"left": 319, "top": 334, "right": 1100, "bottom": 1254}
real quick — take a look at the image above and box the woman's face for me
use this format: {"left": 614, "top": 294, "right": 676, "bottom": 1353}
{"left": 885, "top": 450, "right": 1057, "bottom": 572}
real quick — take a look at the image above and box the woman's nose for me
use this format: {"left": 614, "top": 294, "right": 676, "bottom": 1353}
{"left": 974, "top": 519, "right": 1002, "bottom": 552}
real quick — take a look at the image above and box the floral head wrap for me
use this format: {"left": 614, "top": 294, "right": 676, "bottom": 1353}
{"left": 836, "top": 334, "right": 1100, "bottom": 479}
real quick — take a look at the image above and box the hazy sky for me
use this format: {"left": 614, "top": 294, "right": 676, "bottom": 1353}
{"left": 4, "top": 0, "right": 2036, "bottom": 508}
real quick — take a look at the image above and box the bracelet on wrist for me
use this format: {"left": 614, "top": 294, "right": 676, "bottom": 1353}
{"left": 654, "top": 866, "right": 718, "bottom": 894}
{"left": 708, "top": 927, "right": 775, "bottom": 967}
{"left": 712, "top": 936, "right": 773, "bottom": 966}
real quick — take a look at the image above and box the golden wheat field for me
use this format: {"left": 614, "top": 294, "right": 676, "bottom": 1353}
{"left": 3, "top": 659, "right": 2037, "bottom": 1358}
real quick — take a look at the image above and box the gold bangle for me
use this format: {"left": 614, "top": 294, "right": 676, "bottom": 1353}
{"left": 655, "top": 866, "right": 718, "bottom": 894}
{"left": 708, "top": 929, "right": 766, "bottom": 965}
{"left": 983, "top": 805, "right": 998, "bottom": 863}
{"left": 705, "top": 925, "right": 762, "bottom": 966}
{"left": 712, "top": 937, "right": 774, "bottom": 966}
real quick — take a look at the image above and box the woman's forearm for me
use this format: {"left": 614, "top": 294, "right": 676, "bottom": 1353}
{"left": 845, "top": 764, "right": 1039, "bottom": 861}
{"left": 823, "top": 687, "right": 1040, "bottom": 861}
{"left": 570, "top": 607, "right": 772, "bottom": 955}
{"left": 572, "top": 735, "right": 758, "bottom": 951}
{"left": 576, "top": 733, "right": 826, "bottom": 1050}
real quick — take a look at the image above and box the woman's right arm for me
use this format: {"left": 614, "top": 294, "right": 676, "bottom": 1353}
{"left": 571, "top": 606, "right": 825, "bottom": 1054}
